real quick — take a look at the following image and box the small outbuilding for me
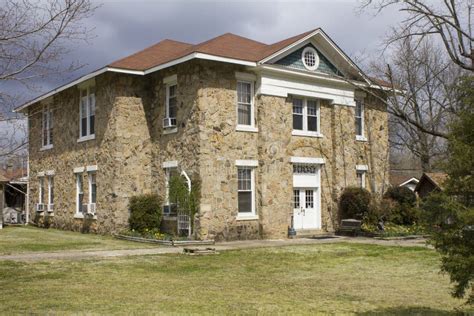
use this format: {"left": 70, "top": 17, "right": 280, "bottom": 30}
{"left": 390, "top": 173, "right": 420, "bottom": 191}
{"left": 414, "top": 172, "right": 448, "bottom": 199}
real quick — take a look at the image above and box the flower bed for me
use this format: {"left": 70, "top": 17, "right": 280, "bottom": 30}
{"left": 361, "top": 222, "right": 427, "bottom": 238}
{"left": 115, "top": 228, "right": 215, "bottom": 247}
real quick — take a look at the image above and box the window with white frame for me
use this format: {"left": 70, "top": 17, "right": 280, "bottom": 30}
{"left": 163, "top": 166, "right": 178, "bottom": 215}
{"left": 237, "top": 167, "right": 255, "bottom": 215}
{"left": 47, "top": 176, "right": 54, "bottom": 212}
{"left": 42, "top": 106, "right": 53, "bottom": 148}
{"left": 164, "top": 80, "right": 177, "bottom": 129}
{"left": 79, "top": 86, "right": 96, "bottom": 139}
{"left": 39, "top": 177, "right": 45, "bottom": 205}
{"left": 237, "top": 81, "right": 254, "bottom": 127}
{"left": 89, "top": 171, "right": 97, "bottom": 206}
{"left": 301, "top": 47, "right": 319, "bottom": 71}
{"left": 355, "top": 100, "right": 364, "bottom": 139}
{"left": 356, "top": 165, "right": 368, "bottom": 189}
{"left": 292, "top": 98, "right": 320, "bottom": 135}
{"left": 76, "top": 173, "right": 84, "bottom": 215}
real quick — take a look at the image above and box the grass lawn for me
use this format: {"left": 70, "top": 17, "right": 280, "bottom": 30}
{"left": 0, "top": 235, "right": 471, "bottom": 314}
{"left": 0, "top": 226, "right": 155, "bottom": 255}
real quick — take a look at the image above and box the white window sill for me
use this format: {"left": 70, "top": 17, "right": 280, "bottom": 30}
{"left": 236, "top": 214, "right": 259, "bottom": 221}
{"left": 292, "top": 130, "right": 323, "bottom": 138}
{"left": 77, "top": 134, "right": 96, "bottom": 143}
{"left": 356, "top": 135, "right": 368, "bottom": 142}
{"left": 236, "top": 125, "right": 258, "bottom": 133}
{"left": 40, "top": 144, "right": 53, "bottom": 151}
{"left": 163, "top": 127, "right": 178, "bottom": 135}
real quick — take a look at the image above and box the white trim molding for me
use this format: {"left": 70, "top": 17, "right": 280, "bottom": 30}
{"left": 163, "top": 74, "right": 177, "bottom": 85}
{"left": 86, "top": 165, "right": 98, "bottom": 172}
{"left": 290, "top": 156, "right": 325, "bottom": 164}
{"left": 235, "top": 159, "right": 259, "bottom": 167}
{"left": 236, "top": 214, "right": 259, "bottom": 221}
{"left": 356, "top": 164, "right": 369, "bottom": 171}
{"left": 235, "top": 71, "right": 257, "bottom": 81}
{"left": 162, "top": 160, "right": 178, "bottom": 169}
{"left": 45, "top": 170, "right": 55, "bottom": 176}
{"left": 73, "top": 167, "right": 85, "bottom": 173}
{"left": 37, "top": 172, "right": 45, "bottom": 177}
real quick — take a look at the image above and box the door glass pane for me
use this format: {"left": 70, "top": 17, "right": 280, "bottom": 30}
{"left": 305, "top": 190, "right": 314, "bottom": 208}
{"left": 293, "top": 190, "right": 300, "bottom": 208}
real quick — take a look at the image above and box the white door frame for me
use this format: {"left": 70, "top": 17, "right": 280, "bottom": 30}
{"left": 291, "top": 157, "right": 324, "bottom": 230}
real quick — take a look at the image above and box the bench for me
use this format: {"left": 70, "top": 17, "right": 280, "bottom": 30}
{"left": 338, "top": 219, "right": 362, "bottom": 236}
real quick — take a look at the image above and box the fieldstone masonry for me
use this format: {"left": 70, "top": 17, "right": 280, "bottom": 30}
{"left": 28, "top": 59, "right": 389, "bottom": 240}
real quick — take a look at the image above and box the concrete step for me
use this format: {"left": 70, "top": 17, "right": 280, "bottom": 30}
{"left": 294, "top": 229, "right": 335, "bottom": 239}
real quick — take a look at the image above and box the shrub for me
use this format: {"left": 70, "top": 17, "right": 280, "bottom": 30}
{"left": 383, "top": 186, "right": 418, "bottom": 225}
{"left": 339, "top": 187, "right": 372, "bottom": 221}
{"left": 128, "top": 194, "right": 162, "bottom": 232}
{"left": 384, "top": 186, "right": 416, "bottom": 207}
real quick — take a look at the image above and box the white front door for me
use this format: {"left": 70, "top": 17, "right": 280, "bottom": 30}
{"left": 293, "top": 188, "right": 320, "bottom": 230}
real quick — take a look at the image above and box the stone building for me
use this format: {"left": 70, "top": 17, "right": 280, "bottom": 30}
{"left": 16, "top": 28, "right": 390, "bottom": 240}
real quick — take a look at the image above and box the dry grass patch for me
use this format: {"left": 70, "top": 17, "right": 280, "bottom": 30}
{"left": 0, "top": 226, "right": 155, "bottom": 255}
{"left": 0, "top": 242, "right": 472, "bottom": 314}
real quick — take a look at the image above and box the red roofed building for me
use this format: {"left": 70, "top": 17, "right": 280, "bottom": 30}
{"left": 15, "top": 29, "right": 392, "bottom": 239}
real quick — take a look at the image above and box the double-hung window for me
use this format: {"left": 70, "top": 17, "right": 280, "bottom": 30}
{"left": 355, "top": 100, "right": 366, "bottom": 141}
{"left": 163, "top": 75, "right": 177, "bottom": 130}
{"left": 236, "top": 72, "right": 257, "bottom": 132}
{"left": 76, "top": 173, "right": 84, "bottom": 215}
{"left": 356, "top": 165, "right": 368, "bottom": 189}
{"left": 38, "top": 177, "right": 45, "bottom": 211}
{"left": 47, "top": 175, "right": 54, "bottom": 212}
{"left": 292, "top": 98, "right": 321, "bottom": 137}
{"left": 79, "top": 86, "right": 96, "bottom": 141}
{"left": 236, "top": 160, "right": 258, "bottom": 219}
{"left": 42, "top": 105, "right": 53, "bottom": 149}
{"left": 163, "top": 161, "right": 178, "bottom": 216}
{"left": 89, "top": 172, "right": 97, "bottom": 207}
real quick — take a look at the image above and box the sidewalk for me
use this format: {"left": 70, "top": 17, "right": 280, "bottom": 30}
{"left": 0, "top": 236, "right": 428, "bottom": 262}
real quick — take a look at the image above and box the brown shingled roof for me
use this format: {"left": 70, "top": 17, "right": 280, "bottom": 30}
{"left": 109, "top": 29, "right": 318, "bottom": 71}
{"left": 424, "top": 172, "right": 448, "bottom": 189}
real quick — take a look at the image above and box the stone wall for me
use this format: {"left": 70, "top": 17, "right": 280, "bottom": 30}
{"left": 27, "top": 59, "right": 389, "bottom": 240}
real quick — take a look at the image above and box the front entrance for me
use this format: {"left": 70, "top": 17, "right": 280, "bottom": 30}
{"left": 292, "top": 161, "right": 322, "bottom": 230}
{"left": 293, "top": 188, "right": 320, "bottom": 230}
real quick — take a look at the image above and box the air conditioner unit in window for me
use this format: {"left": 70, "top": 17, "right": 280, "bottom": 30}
{"left": 163, "top": 117, "right": 177, "bottom": 128}
{"left": 36, "top": 203, "right": 45, "bottom": 212}
{"left": 87, "top": 203, "right": 96, "bottom": 215}
{"left": 47, "top": 204, "right": 54, "bottom": 212}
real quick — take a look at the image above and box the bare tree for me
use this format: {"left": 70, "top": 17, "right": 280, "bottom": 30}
{"left": 375, "top": 39, "right": 462, "bottom": 170}
{"left": 360, "top": 0, "right": 474, "bottom": 71}
{"left": 0, "top": 0, "right": 97, "bottom": 161}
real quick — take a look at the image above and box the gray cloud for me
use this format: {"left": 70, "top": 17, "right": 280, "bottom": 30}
{"left": 8, "top": 0, "right": 404, "bottom": 105}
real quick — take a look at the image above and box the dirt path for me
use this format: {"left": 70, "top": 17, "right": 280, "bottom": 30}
{"left": 0, "top": 236, "right": 429, "bottom": 262}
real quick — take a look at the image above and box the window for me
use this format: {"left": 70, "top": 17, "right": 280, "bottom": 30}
{"left": 356, "top": 165, "right": 368, "bottom": 189}
{"left": 47, "top": 176, "right": 54, "bottom": 212}
{"left": 237, "top": 167, "right": 255, "bottom": 215}
{"left": 79, "top": 86, "right": 96, "bottom": 139}
{"left": 164, "top": 167, "right": 178, "bottom": 215}
{"left": 237, "top": 81, "right": 254, "bottom": 127}
{"left": 39, "top": 177, "right": 45, "bottom": 205}
{"left": 355, "top": 100, "right": 365, "bottom": 140}
{"left": 89, "top": 172, "right": 96, "bottom": 204}
{"left": 163, "top": 78, "right": 178, "bottom": 130}
{"left": 301, "top": 47, "right": 319, "bottom": 71}
{"left": 42, "top": 106, "right": 53, "bottom": 148}
{"left": 76, "top": 173, "right": 84, "bottom": 215}
{"left": 292, "top": 98, "right": 320, "bottom": 136}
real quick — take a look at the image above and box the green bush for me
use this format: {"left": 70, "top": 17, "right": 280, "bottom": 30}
{"left": 339, "top": 187, "right": 372, "bottom": 221}
{"left": 384, "top": 186, "right": 416, "bottom": 207}
{"left": 128, "top": 194, "right": 162, "bottom": 232}
{"left": 383, "top": 186, "right": 419, "bottom": 225}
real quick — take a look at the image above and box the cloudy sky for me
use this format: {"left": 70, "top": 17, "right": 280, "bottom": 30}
{"left": 20, "top": 0, "right": 403, "bottom": 102}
